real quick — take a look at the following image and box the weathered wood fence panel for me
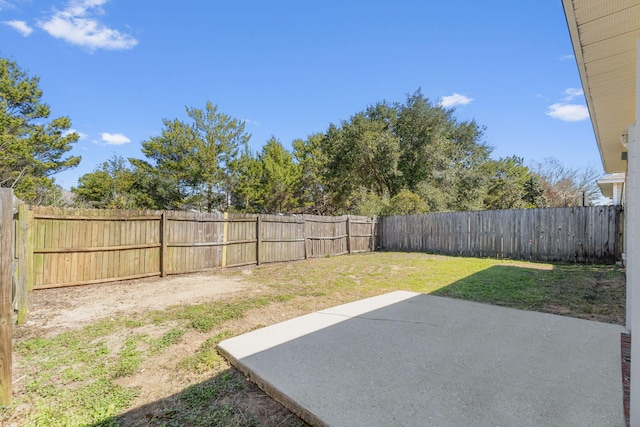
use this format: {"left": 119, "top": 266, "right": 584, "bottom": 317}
{"left": 166, "top": 211, "right": 225, "bottom": 274}
{"left": 226, "top": 214, "right": 258, "bottom": 268}
{"left": 30, "top": 207, "right": 163, "bottom": 289}
{"left": 16, "top": 208, "right": 376, "bottom": 289}
{"left": 381, "top": 206, "right": 623, "bottom": 264}
{"left": 305, "top": 215, "right": 347, "bottom": 258}
{"left": 349, "top": 217, "right": 377, "bottom": 253}
{"left": 260, "top": 215, "right": 305, "bottom": 264}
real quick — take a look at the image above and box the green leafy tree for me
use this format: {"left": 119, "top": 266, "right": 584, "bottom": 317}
{"left": 315, "top": 90, "right": 491, "bottom": 214}
{"left": 395, "top": 90, "right": 491, "bottom": 211}
{"left": 139, "top": 102, "right": 249, "bottom": 212}
{"left": 128, "top": 159, "right": 183, "bottom": 210}
{"left": 73, "top": 155, "right": 138, "bottom": 209}
{"left": 74, "top": 155, "right": 184, "bottom": 210}
{"left": 382, "top": 189, "right": 428, "bottom": 216}
{"left": 483, "top": 156, "right": 544, "bottom": 210}
{"left": 522, "top": 175, "right": 548, "bottom": 208}
{"left": 73, "top": 168, "right": 113, "bottom": 208}
{"left": 233, "top": 148, "right": 264, "bottom": 212}
{"left": 293, "top": 133, "right": 333, "bottom": 215}
{"left": 0, "top": 56, "right": 80, "bottom": 203}
{"left": 322, "top": 107, "right": 401, "bottom": 212}
{"left": 350, "top": 187, "right": 388, "bottom": 216}
{"left": 414, "top": 181, "right": 450, "bottom": 212}
{"left": 258, "top": 137, "right": 301, "bottom": 214}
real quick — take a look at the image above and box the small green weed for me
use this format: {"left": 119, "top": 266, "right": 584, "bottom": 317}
{"left": 180, "top": 371, "right": 244, "bottom": 406}
{"left": 123, "top": 318, "right": 145, "bottom": 328}
{"left": 113, "top": 335, "right": 143, "bottom": 378}
{"left": 174, "top": 296, "right": 291, "bottom": 332}
{"left": 148, "top": 328, "right": 185, "bottom": 355}
{"left": 179, "top": 330, "right": 234, "bottom": 373}
{"left": 24, "top": 378, "right": 138, "bottom": 427}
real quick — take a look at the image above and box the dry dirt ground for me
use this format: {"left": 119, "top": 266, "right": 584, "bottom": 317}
{"left": 25, "top": 271, "right": 250, "bottom": 333}
{"left": 15, "top": 270, "right": 309, "bottom": 427}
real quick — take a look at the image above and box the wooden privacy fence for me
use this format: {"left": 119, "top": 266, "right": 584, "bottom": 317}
{"left": 380, "top": 206, "right": 623, "bottom": 264}
{"left": 21, "top": 207, "right": 377, "bottom": 290}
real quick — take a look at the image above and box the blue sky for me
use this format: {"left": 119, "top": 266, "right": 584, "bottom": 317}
{"left": 1, "top": 0, "right": 598, "bottom": 190}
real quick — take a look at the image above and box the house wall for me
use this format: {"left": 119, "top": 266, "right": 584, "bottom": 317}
{"left": 627, "top": 124, "right": 637, "bottom": 331}
{"left": 629, "top": 38, "right": 640, "bottom": 427}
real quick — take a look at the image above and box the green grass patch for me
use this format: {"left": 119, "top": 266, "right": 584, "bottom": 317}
{"left": 24, "top": 378, "right": 138, "bottom": 427}
{"left": 168, "top": 294, "right": 295, "bottom": 332}
{"left": 148, "top": 328, "right": 186, "bottom": 355}
{"left": 13, "top": 321, "right": 144, "bottom": 426}
{"left": 431, "top": 262, "right": 624, "bottom": 322}
{"left": 240, "top": 252, "right": 625, "bottom": 323}
{"left": 141, "top": 371, "right": 260, "bottom": 427}
{"left": 180, "top": 370, "right": 244, "bottom": 406}
{"left": 179, "top": 330, "right": 234, "bottom": 373}
{"left": 113, "top": 335, "right": 143, "bottom": 378}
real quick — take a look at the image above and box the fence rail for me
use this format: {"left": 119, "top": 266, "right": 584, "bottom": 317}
{"left": 24, "top": 207, "right": 377, "bottom": 290}
{"left": 380, "top": 206, "right": 623, "bottom": 264}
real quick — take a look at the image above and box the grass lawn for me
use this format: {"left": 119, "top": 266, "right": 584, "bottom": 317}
{"left": 3, "top": 252, "right": 625, "bottom": 426}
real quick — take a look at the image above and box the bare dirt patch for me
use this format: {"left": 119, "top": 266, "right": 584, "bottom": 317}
{"left": 24, "top": 271, "right": 254, "bottom": 335}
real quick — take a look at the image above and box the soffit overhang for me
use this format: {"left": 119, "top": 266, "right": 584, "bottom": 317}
{"left": 562, "top": 0, "right": 640, "bottom": 173}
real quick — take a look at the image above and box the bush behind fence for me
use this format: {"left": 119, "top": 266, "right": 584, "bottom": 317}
{"left": 380, "top": 206, "right": 623, "bottom": 264}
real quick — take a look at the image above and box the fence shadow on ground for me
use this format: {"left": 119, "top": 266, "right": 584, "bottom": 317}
{"left": 430, "top": 263, "right": 625, "bottom": 325}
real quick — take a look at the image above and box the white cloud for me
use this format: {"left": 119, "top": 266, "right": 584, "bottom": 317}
{"left": 0, "top": 1, "right": 13, "bottom": 11}
{"left": 38, "top": 0, "right": 138, "bottom": 51}
{"left": 440, "top": 93, "right": 474, "bottom": 108}
{"left": 560, "top": 54, "right": 575, "bottom": 61}
{"left": 3, "top": 20, "right": 33, "bottom": 36}
{"left": 100, "top": 132, "right": 131, "bottom": 145}
{"left": 562, "top": 88, "right": 583, "bottom": 102}
{"left": 63, "top": 129, "right": 88, "bottom": 140}
{"left": 546, "top": 103, "right": 589, "bottom": 122}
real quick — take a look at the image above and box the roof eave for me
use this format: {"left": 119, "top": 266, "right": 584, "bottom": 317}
{"left": 561, "top": 0, "right": 608, "bottom": 172}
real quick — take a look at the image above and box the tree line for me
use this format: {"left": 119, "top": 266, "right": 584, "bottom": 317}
{"left": 1, "top": 55, "right": 601, "bottom": 215}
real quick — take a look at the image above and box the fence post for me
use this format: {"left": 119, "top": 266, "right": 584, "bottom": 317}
{"left": 161, "top": 211, "right": 167, "bottom": 277}
{"left": 222, "top": 212, "right": 228, "bottom": 268}
{"left": 0, "top": 189, "right": 13, "bottom": 405}
{"left": 303, "top": 216, "right": 308, "bottom": 259}
{"left": 346, "top": 216, "right": 352, "bottom": 255}
{"left": 256, "top": 215, "right": 262, "bottom": 265}
{"left": 617, "top": 206, "right": 624, "bottom": 263}
{"left": 370, "top": 217, "right": 375, "bottom": 251}
{"left": 27, "top": 209, "right": 34, "bottom": 291}
{"left": 15, "top": 203, "right": 29, "bottom": 325}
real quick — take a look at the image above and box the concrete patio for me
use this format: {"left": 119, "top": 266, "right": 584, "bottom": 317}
{"left": 218, "top": 291, "right": 625, "bottom": 426}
